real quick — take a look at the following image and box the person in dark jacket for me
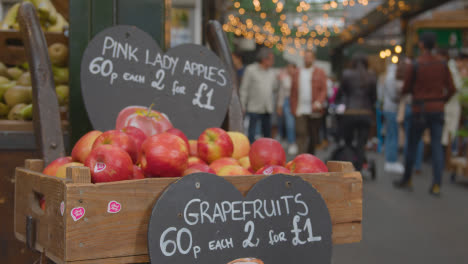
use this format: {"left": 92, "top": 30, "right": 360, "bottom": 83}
{"left": 335, "top": 54, "right": 377, "bottom": 165}
{"left": 393, "top": 32, "right": 455, "bottom": 196}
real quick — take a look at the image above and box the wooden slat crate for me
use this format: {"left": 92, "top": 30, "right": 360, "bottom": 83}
{"left": 14, "top": 160, "right": 362, "bottom": 264}
{"left": 0, "top": 30, "right": 68, "bottom": 65}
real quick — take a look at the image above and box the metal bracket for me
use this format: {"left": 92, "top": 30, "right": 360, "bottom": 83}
{"left": 26, "top": 215, "right": 36, "bottom": 251}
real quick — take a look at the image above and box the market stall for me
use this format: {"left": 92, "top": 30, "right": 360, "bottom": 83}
{"left": 11, "top": 2, "right": 362, "bottom": 263}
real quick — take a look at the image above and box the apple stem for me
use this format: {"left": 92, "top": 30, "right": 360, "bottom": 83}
{"left": 146, "top": 103, "right": 155, "bottom": 117}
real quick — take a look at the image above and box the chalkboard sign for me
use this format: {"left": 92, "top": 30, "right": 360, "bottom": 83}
{"left": 148, "top": 173, "right": 332, "bottom": 264}
{"left": 80, "top": 25, "right": 232, "bottom": 139}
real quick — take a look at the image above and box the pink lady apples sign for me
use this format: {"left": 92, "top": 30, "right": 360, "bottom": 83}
{"left": 80, "top": 25, "right": 232, "bottom": 139}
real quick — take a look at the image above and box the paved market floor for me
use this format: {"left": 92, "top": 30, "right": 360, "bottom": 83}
{"left": 319, "top": 151, "right": 468, "bottom": 264}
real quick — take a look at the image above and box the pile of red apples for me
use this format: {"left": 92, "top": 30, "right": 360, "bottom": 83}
{"left": 42, "top": 106, "right": 328, "bottom": 183}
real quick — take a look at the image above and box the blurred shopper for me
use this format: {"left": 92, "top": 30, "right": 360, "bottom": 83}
{"left": 240, "top": 48, "right": 276, "bottom": 143}
{"left": 290, "top": 50, "right": 328, "bottom": 154}
{"left": 277, "top": 63, "right": 298, "bottom": 155}
{"left": 382, "top": 62, "right": 404, "bottom": 173}
{"left": 396, "top": 57, "right": 424, "bottom": 174}
{"left": 393, "top": 32, "right": 456, "bottom": 196}
{"left": 438, "top": 50, "right": 462, "bottom": 150}
{"left": 232, "top": 52, "right": 245, "bottom": 83}
{"left": 335, "top": 54, "right": 377, "bottom": 159}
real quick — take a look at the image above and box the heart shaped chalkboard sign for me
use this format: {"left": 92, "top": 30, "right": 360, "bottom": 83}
{"left": 148, "top": 173, "right": 332, "bottom": 264}
{"left": 80, "top": 25, "right": 232, "bottom": 139}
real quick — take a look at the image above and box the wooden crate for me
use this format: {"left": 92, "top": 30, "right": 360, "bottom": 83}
{"left": 0, "top": 30, "right": 68, "bottom": 65}
{"left": 14, "top": 160, "right": 362, "bottom": 264}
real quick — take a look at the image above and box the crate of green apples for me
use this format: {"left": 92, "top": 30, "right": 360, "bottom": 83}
{"left": 0, "top": 42, "right": 69, "bottom": 129}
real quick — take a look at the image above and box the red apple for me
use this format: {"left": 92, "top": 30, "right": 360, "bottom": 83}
{"left": 288, "top": 154, "right": 328, "bottom": 174}
{"left": 85, "top": 145, "right": 133, "bottom": 183}
{"left": 188, "top": 156, "right": 207, "bottom": 167}
{"left": 249, "top": 138, "right": 286, "bottom": 171}
{"left": 256, "top": 165, "right": 290, "bottom": 175}
{"left": 188, "top": 140, "right": 198, "bottom": 156}
{"left": 285, "top": 160, "right": 293, "bottom": 170}
{"left": 39, "top": 197, "right": 46, "bottom": 211}
{"left": 183, "top": 163, "right": 216, "bottom": 176}
{"left": 42, "top": 156, "right": 73, "bottom": 176}
{"left": 92, "top": 130, "right": 138, "bottom": 163}
{"left": 209, "top": 157, "right": 240, "bottom": 174}
{"left": 217, "top": 165, "right": 251, "bottom": 176}
{"left": 198, "top": 128, "right": 234, "bottom": 164}
{"left": 227, "top": 131, "right": 250, "bottom": 159}
{"left": 139, "top": 132, "right": 188, "bottom": 178}
{"left": 72, "top": 130, "right": 102, "bottom": 163}
{"left": 121, "top": 126, "right": 147, "bottom": 153}
{"left": 166, "top": 128, "right": 190, "bottom": 151}
{"left": 131, "top": 165, "right": 145, "bottom": 179}
{"left": 115, "top": 105, "right": 173, "bottom": 137}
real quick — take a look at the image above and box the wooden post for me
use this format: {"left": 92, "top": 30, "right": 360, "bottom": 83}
{"left": 66, "top": 166, "right": 91, "bottom": 183}
{"left": 24, "top": 159, "right": 44, "bottom": 172}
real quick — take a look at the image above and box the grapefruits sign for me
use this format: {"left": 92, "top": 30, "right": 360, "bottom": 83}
{"left": 148, "top": 173, "right": 333, "bottom": 264}
{"left": 80, "top": 25, "right": 232, "bottom": 139}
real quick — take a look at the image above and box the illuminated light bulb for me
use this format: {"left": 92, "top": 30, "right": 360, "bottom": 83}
{"left": 260, "top": 12, "right": 267, "bottom": 19}
{"left": 330, "top": 1, "right": 338, "bottom": 8}
{"left": 385, "top": 49, "right": 391, "bottom": 57}
{"left": 234, "top": 2, "right": 240, "bottom": 8}
{"left": 280, "top": 14, "right": 286, "bottom": 20}
{"left": 392, "top": 55, "right": 399, "bottom": 64}
{"left": 297, "top": 6, "right": 302, "bottom": 12}
{"left": 239, "top": 8, "right": 245, "bottom": 14}
{"left": 380, "top": 51, "right": 386, "bottom": 59}
{"left": 395, "top": 45, "right": 402, "bottom": 54}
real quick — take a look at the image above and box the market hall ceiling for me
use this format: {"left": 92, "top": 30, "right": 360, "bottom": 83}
{"left": 335, "top": 0, "right": 453, "bottom": 49}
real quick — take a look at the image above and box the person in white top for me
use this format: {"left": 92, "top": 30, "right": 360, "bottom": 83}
{"left": 276, "top": 63, "right": 298, "bottom": 155}
{"left": 239, "top": 48, "right": 276, "bottom": 142}
{"left": 290, "top": 50, "right": 328, "bottom": 154}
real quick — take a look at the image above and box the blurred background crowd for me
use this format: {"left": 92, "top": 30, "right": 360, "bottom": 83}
{"left": 234, "top": 30, "right": 467, "bottom": 196}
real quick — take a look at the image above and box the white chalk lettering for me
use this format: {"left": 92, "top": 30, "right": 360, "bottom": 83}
{"left": 145, "top": 51, "right": 179, "bottom": 75}
{"left": 101, "top": 36, "right": 138, "bottom": 62}
{"left": 123, "top": 72, "right": 145, "bottom": 84}
{"left": 183, "top": 199, "right": 200, "bottom": 225}
{"left": 242, "top": 221, "right": 260, "bottom": 248}
{"left": 280, "top": 195, "right": 294, "bottom": 215}
{"left": 172, "top": 80, "right": 186, "bottom": 95}
{"left": 208, "top": 238, "right": 233, "bottom": 251}
{"left": 269, "top": 230, "right": 287, "bottom": 245}
{"left": 295, "top": 193, "right": 309, "bottom": 216}
{"left": 192, "top": 83, "right": 215, "bottom": 110}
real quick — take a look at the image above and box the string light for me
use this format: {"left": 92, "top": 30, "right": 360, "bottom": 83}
{"left": 380, "top": 51, "right": 386, "bottom": 59}
{"left": 392, "top": 55, "right": 399, "bottom": 64}
{"left": 395, "top": 45, "right": 402, "bottom": 53}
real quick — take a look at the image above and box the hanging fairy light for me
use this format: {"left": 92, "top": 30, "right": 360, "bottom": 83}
{"left": 395, "top": 45, "right": 402, "bottom": 54}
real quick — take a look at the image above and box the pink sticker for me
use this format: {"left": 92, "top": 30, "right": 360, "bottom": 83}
{"left": 107, "top": 201, "right": 121, "bottom": 214}
{"left": 263, "top": 167, "right": 274, "bottom": 175}
{"left": 71, "top": 207, "right": 85, "bottom": 221}
{"left": 94, "top": 162, "right": 106, "bottom": 173}
{"left": 60, "top": 201, "right": 65, "bottom": 216}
